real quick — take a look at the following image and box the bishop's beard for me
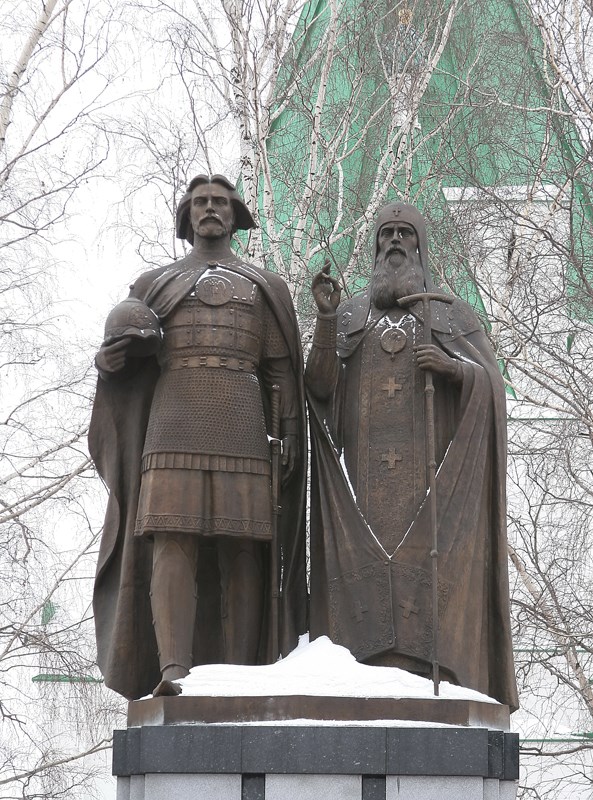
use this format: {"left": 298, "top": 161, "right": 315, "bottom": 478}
{"left": 371, "top": 250, "right": 425, "bottom": 310}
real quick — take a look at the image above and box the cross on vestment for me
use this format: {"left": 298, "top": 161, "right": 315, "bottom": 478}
{"left": 351, "top": 599, "right": 369, "bottom": 623}
{"left": 381, "top": 448, "right": 402, "bottom": 469}
{"left": 399, "top": 597, "right": 419, "bottom": 619}
{"left": 382, "top": 376, "right": 402, "bottom": 398}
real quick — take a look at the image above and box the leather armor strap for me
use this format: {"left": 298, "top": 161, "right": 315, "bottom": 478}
{"left": 166, "top": 354, "right": 257, "bottom": 373}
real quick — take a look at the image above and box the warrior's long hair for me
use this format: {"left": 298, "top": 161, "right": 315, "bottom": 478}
{"left": 176, "top": 175, "right": 256, "bottom": 244}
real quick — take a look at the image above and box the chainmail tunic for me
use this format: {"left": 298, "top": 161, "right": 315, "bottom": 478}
{"left": 135, "top": 268, "right": 294, "bottom": 540}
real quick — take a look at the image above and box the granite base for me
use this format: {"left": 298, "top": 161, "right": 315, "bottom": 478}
{"left": 114, "top": 717, "right": 519, "bottom": 800}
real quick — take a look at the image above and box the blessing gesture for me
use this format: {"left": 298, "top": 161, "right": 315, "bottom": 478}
{"left": 311, "top": 261, "right": 341, "bottom": 315}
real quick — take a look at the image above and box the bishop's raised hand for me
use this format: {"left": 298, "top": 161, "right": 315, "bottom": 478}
{"left": 311, "top": 260, "right": 341, "bottom": 315}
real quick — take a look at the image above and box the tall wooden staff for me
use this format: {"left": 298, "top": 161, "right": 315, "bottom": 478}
{"left": 399, "top": 291, "right": 453, "bottom": 696}
{"left": 269, "top": 384, "right": 282, "bottom": 663}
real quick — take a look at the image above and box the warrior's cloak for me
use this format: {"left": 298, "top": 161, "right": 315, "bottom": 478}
{"left": 90, "top": 254, "right": 307, "bottom": 700}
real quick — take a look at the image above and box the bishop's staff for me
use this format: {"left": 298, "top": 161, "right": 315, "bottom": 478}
{"left": 398, "top": 290, "right": 454, "bottom": 697}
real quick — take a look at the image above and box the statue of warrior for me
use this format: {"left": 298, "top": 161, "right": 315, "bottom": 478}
{"left": 306, "top": 202, "right": 518, "bottom": 710}
{"left": 90, "top": 176, "right": 307, "bottom": 698}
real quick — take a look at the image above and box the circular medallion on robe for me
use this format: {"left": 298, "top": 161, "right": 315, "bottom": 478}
{"left": 380, "top": 327, "right": 407, "bottom": 355}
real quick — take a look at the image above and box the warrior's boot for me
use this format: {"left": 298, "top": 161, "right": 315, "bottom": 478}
{"left": 218, "top": 539, "right": 264, "bottom": 665}
{"left": 150, "top": 533, "right": 198, "bottom": 696}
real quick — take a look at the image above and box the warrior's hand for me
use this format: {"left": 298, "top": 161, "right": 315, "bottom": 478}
{"left": 415, "top": 344, "right": 462, "bottom": 382}
{"left": 312, "top": 261, "right": 341, "bottom": 315}
{"left": 95, "top": 338, "right": 132, "bottom": 374}
{"left": 282, "top": 434, "right": 298, "bottom": 485}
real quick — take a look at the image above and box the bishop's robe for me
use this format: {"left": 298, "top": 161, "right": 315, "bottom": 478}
{"left": 306, "top": 288, "right": 518, "bottom": 710}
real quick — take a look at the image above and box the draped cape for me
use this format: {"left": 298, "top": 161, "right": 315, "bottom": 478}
{"left": 308, "top": 290, "right": 518, "bottom": 710}
{"left": 90, "top": 254, "right": 307, "bottom": 700}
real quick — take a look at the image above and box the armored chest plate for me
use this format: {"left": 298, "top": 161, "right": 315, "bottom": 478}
{"left": 144, "top": 270, "right": 270, "bottom": 463}
{"left": 160, "top": 269, "right": 263, "bottom": 365}
{"left": 193, "top": 268, "right": 257, "bottom": 306}
{"left": 195, "top": 274, "right": 233, "bottom": 305}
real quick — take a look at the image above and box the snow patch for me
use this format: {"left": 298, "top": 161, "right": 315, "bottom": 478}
{"left": 177, "top": 634, "right": 498, "bottom": 706}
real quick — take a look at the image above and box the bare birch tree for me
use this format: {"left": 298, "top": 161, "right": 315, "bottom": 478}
{"left": 0, "top": 1, "right": 131, "bottom": 796}
{"left": 109, "top": 0, "right": 593, "bottom": 797}
{"left": 115, "top": 0, "right": 465, "bottom": 304}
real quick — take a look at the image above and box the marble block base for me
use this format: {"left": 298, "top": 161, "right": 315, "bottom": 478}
{"left": 114, "top": 721, "right": 519, "bottom": 800}
{"left": 117, "top": 773, "right": 518, "bottom": 800}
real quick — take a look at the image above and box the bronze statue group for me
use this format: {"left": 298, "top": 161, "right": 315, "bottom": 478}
{"left": 89, "top": 175, "right": 518, "bottom": 711}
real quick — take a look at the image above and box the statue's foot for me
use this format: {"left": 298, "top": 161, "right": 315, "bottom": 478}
{"left": 153, "top": 678, "right": 182, "bottom": 697}
{"left": 153, "top": 664, "right": 189, "bottom": 696}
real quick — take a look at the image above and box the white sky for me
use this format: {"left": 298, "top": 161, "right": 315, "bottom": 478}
{"left": 3, "top": 3, "right": 592, "bottom": 799}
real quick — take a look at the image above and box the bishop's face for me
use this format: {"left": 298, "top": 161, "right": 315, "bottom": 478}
{"left": 376, "top": 222, "right": 418, "bottom": 262}
{"left": 190, "top": 183, "right": 235, "bottom": 240}
{"left": 371, "top": 221, "right": 424, "bottom": 309}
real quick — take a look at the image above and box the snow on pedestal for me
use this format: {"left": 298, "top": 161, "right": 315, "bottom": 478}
{"left": 176, "top": 634, "right": 498, "bottom": 707}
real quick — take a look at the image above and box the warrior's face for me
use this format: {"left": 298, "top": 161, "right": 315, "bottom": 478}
{"left": 371, "top": 221, "right": 424, "bottom": 309}
{"left": 190, "top": 183, "right": 235, "bottom": 240}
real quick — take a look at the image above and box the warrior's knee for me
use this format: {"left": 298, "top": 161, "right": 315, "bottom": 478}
{"left": 151, "top": 533, "right": 199, "bottom": 586}
{"left": 218, "top": 539, "right": 264, "bottom": 584}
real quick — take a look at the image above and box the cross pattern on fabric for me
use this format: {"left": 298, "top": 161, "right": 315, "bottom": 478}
{"left": 381, "top": 448, "right": 402, "bottom": 469}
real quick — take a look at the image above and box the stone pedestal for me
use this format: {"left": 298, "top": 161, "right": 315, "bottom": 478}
{"left": 113, "top": 697, "right": 519, "bottom": 800}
